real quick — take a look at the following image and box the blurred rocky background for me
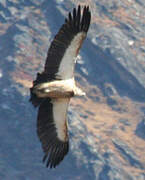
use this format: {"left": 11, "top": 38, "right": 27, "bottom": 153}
{"left": 0, "top": 0, "right": 145, "bottom": 179}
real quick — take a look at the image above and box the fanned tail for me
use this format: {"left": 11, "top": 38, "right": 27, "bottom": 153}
{"left": 29, "top": 73, "right": 50, "bottom": 107}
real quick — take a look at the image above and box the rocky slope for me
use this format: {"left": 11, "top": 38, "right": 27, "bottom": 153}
{"left": 0, "top": 0, "right": 145, "bottom": 179}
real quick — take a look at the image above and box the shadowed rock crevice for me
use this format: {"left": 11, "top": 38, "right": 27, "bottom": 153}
{"left": 135, "top": 119, "right": 145, "bottom": 140}
{"left": 40, "top": 0, "right": 73, "bottom": 36}
{"left": 113, "top": 140, "right": 144, "bottom": 170}
{"left": 81, "top": 40, "right": 145, "bottom": 102}
{"left": 98, "top": 164, "right": 111, "bottom": 180}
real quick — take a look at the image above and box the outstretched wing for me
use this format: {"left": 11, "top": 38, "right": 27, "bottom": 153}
{"left": 37, "top": 98, "right": 70, "bottom": 168}
{"left": 44, "top": 5, "right": 91, "bottom": 80}
{"left": 29, "top": 5, "right": 91, "bottom": 107}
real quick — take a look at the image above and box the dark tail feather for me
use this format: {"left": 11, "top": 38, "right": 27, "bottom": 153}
{"left": 29, "top": 88, "right": 44, "bottom": 107}
{"left": 29, "top": 72, "right": 50, "bottom": 107}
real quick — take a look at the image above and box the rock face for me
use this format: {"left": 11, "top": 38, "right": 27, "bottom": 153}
{"left": 0, "top": 0, "right": 145, "bottom": 179}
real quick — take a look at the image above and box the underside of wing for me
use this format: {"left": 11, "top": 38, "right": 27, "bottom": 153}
{"left": 44, "top": 5, "right": 91, "bottom": 80}
{"left": 37, "top": 98, "right": 70, "bottom": 168}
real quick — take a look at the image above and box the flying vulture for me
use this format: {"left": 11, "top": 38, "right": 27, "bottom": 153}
{"left": 30, "top": 5, "right": 91, "bottom": 168}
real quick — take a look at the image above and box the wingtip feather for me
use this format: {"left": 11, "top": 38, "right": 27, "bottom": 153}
{"left": 43, "top": 140, "right": 69, "bottom": 168}
{"left": 65, "top": 5, "right": 91, "bottom": 33}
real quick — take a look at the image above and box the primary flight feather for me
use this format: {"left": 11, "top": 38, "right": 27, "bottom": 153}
{"left": 30, "top": 5, "right": 91, "bottom": 168}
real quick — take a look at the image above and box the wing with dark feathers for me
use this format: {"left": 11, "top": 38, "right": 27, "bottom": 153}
{"left": 29, "top": 5, "right": 91, "bottom": 106}
{"left": 44, "top": 5, "right": 91, "bottom": 80}
{"left": 37, "top": 98, "right": 69, "bottom": 168}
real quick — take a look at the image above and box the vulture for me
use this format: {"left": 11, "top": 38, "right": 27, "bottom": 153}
{"left": 30, "top": 5, "right": 91, "bottom": 168}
